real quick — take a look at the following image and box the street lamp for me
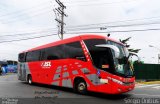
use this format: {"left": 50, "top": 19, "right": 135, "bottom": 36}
{"left": 149, "top": 45, "right": 160, "bottom": 64}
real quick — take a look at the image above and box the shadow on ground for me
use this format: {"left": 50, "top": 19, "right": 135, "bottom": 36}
{"left": 22, "top": 82, "right": 132, "bottom": 100}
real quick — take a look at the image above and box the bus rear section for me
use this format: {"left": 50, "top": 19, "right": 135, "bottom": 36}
{"left": 18, "top": 34, "right": 136, "bottom": 94}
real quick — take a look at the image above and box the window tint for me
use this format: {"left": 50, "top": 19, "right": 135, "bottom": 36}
{"left": 18, "top": 53, "right": 26, "bottom": 62}
{"left": 41, "top": 45, "right": 64, "bottom": 60}
{"left": 14, "top": 61, "right": 18, "bottom": 65}
{"left": 26, "top": 50, "right": 40, "bottom": 62}
{"left": 7, "top": 61, "right": 13, "bottom": 65}
{"left": 7, "top": 61, "right": 18, "bottom": 65}
{"left": 24, "top": 41, "right": 86, "bottom": 62}
{"left": 64, "top": 42, "right": 86, "bottom": 61}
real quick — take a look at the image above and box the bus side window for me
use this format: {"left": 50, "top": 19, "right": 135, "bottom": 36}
{"left": 18, "top": 53, "right": 26, "bottom": 62}
{"left": 64, "top": 42, "right": 86, "bottom": 61}
{"left": 42, "top": 45, "right": 64, "bottom": 61}
{"left": 47, "top": 55, "right": 59, "bottom": 60}
{"left": 26, "top": 50, "right": 40, "bottom": 62}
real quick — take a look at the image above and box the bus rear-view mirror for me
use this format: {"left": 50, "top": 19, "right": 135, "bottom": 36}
{"left": 129, "top": 52, "right": 140, "bottom": 62}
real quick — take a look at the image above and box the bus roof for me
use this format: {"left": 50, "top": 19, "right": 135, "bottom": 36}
{"left": 21, "top": 34, "right": 123, "bottom": 53}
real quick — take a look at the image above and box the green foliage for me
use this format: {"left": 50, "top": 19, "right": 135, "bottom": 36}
{"left": 119, "top": 37, "right": 131, "bottom": 45}
{"left": 120, "top": 37, "right": 141, "bottom": 53}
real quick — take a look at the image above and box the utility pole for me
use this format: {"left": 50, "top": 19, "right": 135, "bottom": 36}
{"left": 55, "top": 0, "right": 67, "bottom": 40}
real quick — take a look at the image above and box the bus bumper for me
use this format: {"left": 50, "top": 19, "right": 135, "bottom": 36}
{"left": 111, "top": 83, "right": 135, "bottom": 94}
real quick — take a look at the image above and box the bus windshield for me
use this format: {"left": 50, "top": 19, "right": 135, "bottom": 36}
{"left": 107, "top": 41, "right": 134, "bottom": 78}
{"left": 7, "top": 61, "right": 18, "bottom": 65}
{"left": 84, "top": 39, "right": 134, "bottom": 78}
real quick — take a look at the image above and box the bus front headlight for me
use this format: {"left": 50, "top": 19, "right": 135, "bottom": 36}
{"left": 112, "top": 78, "right": 124, "bottom": 85}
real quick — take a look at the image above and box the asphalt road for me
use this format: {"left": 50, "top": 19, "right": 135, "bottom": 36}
{"left": 0, "top": 74, "right": 160, "bottom": 104}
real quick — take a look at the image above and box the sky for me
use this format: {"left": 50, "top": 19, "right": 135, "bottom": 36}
{"left": 0, "top": 0, "right": 160, "bottom": 64}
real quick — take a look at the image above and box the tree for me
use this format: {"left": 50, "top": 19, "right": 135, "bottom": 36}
{"left": 119, "top": 37, "right": 141, "bottom": 53}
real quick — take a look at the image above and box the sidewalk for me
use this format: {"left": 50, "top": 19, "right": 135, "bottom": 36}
{"left": 0, "top": 73, "right": 17, "bottom": 77}
{"left": 136, "top": 81, "right": 160, "bottom": 85}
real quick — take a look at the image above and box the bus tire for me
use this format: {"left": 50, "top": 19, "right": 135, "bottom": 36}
{"left": 75, "top": 80, "right": 87, "bottom": 94}
{"left": 27, "top": 75, "right": 32, "bottom": 85}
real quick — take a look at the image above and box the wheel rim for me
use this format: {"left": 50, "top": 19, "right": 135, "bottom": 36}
{"left": 78, "top": 83, "right": 86, "bottom": 92}
{"left": 28, "top": 77, "right": 32, "bottom": 84}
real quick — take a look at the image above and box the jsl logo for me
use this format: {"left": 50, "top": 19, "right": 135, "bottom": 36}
{"left": 41, "top": 62, "right": 51, "bottom": 68}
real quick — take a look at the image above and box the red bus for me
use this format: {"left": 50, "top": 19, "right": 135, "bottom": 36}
{"left": 18, "top": 34, "right": 136, "bottom": 94}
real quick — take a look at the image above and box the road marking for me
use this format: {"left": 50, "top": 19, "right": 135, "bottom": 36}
{"left": 136, "top": 84, "right": 160, "bottom": 88}
{"left": 152, "top": 86, "right": 160, "bottom": 89}
{"left": 131, "top": 93, "right": 160, "bottom": 97}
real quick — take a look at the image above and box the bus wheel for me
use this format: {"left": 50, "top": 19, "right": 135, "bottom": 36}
{"left": 27, "top": 75, "right": 32, "bottom": 85}
{"left": 76, "top": 80, "right": 87, "bottom": 94}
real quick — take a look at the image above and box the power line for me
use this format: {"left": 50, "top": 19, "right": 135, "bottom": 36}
{"left": 0, "top": 33, "right": 57, "bottom": 43}
{"left": 66, "top": 28, "right": 160, "bottom": 34}
{"left": 0, "top": 25, "right": 55, "bottom": 34}
{"left": 3, "top": 28, "right": 153, "bottom": 43}
{"left": 63, "top": 0, "right": 107, "bottom": 3}
{"left": 0, "top": 28, "right": 56, "bottom": 37}
{"left": 109, "top": 28, "right": 160, "bottom": 33}
{"left": 0, "top": 1, "right": 54, "bottom": 24}
{"left": 66, "top": 15, "right": 160, "bottom": 29}
{"left": 0, "top": 1, "right": 51, "bottom": 18}
{"left": 0, "top": 28, "right": 160, "bottom": 43}
{"left": 66, "top": 21, "right": 160, "bottom": 31}
{"left": 66, "top": 0, "right": 139, "bottom": 7}
{"left": 1, "top": 7, "right": 54, "bottom": 24}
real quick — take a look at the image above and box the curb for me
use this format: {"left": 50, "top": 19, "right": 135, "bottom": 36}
{"left": 136, "top": 81, "right": 160, "bottom": 85}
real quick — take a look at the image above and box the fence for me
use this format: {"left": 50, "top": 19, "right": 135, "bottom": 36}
{"left": 134, "top": 63, "right": 160, "bottom": 80}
